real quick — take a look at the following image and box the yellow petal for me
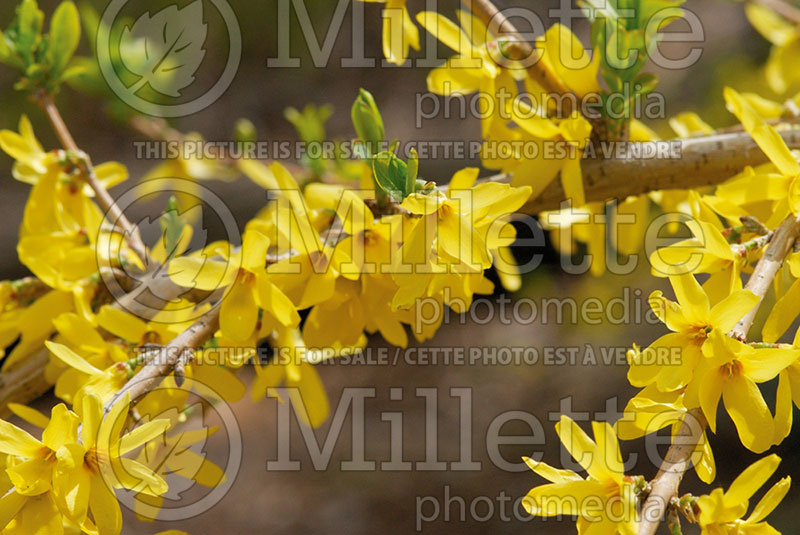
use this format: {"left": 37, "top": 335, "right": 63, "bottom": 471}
{"left": 81, "top": 394, "right": 104, "bottom": 449}
{"left": 724, "top": 87, "right": 800, "bottom": 176}
{"left": 438, "top": 211, "right": 491, "bottom": 269}
{"left": 724, "top": 454, "right": 781, "bottom": 507}
{"left": 0, "top": 419, "right": 44, "bottom": 457}
{"left": 708, "top": 289, "right": 759, "bottom": 333}
{"left": 45, "top": 341, "right": 102, "bottom": 376}
{"left": 522, "top": 457, "right": 582, "bottom": 484}
{"left": 0, "top": 490, "right": 27, "bottom": 529}
{"left": 555, "top": 415, "right": 606, "bottom": 481}
{"left": 416, "top": 11, "right": 471, "bottom": 54}
{"left": 763, "top": 279, "right": 800, "bottom": 343}
{"left": 54, "top": 443, "right": 91, "bottom": 523}
{"left": 42, "top": 403, "right": 79, "bottom": 451}
{"left": 7, "top": 403, "right": 50, "bottom": 429}
{"left": 96, "top": 306, "right": 147, "bottom": 344}
{"left": 747, "top": 476, "right": 791, "bottom": 523}
{"left": 699, "top": 370, "right": 724, "bottom": 433}
{"left": 168, "top": 256, "right": 237, "bottom": 292}
{"left": 287, "top": 363, "right": 329, "bottom": 428}
{"left": 119, "top": 419, "right": 171, "bottom": 456}
{"left": 592, "top": 421, "right": 624, "bottom": 483}
{"left": 669, "top": 273, "right": 710, "bottom": 323}
{"left": 241, "top": 229, "right": 270, "bottom": 274}
{"left": 220, "top": 277, "right": 258, "bottom": 341}
{"left": 522, "top": 479, "right": 607, "bottom": 517}
{"left": 723, "top": 375, "right": 774, "bottom": 453}
{"left": 773, "top": 371, "right": 793, "bottom": 446}
{"left": 88, "top": 473, "right": 123, "bottom": 535}
{"left": 256, "top": 276, "right": 300, "bottom": 327}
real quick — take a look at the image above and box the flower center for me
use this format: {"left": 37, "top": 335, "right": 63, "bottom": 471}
{"left": 720, "top": 359, "right": 743, "bottom": 379}
{"left": 85, "top": 447, "right": 108, "bottom": 473}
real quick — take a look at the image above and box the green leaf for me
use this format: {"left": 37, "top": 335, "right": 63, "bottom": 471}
{"left": 59, "top": 58, "right": 88, "bottom": 81}
{"left": 13, "top": 0, "right": 45, "bottom": 66}
{"left": 160, "top": 196, "right": 184, "bottom": 261}
{"left": 372, "top": 151, "right": 408, "bottom": 202}
{"left": 47, "top": 1, "right": 81, "bottom": 78}
{"left": 405, "top": 148, "right": 418, "bottom": 197}
{"left": 78, "top": 1, "right": 99, "bottom": 54}
{"left": 351, "top": 88, "right": 385, "bottom": 157}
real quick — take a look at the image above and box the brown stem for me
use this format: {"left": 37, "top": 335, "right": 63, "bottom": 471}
{"left": 103, "top": 305, "right": 220, "bottom": 413}
{"left": 34, "top": 92, "right": 150, "bottom": 265}
{"left": 494, "top": 129, "right": 800, "bottom": 214}
{"left": 636, "top": 213, "right": 800, "bottom": 535}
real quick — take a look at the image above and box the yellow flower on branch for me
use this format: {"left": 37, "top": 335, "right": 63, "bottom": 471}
{"left": 523, "top": 416, "right": 639, "bottom": 535}
{"left": 696, "top": 454, "right": 790, "bottom": 535}
{"left": 685, "top": 329, "right": 799, "bottom": 453}
{"left": 169, "top": 229, "right": 300, "bottom": 342}
{"left": 628, "top": 273, "right": 758, "bottom": 392}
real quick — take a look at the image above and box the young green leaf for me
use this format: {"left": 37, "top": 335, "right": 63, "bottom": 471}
{"left": 372, "top": 151, "right": 408, "bottom": 202}
{"left": 160, "top": 196, "right": 184, "bottom": 261}
{"left": 351, "top": 88, "right": 385, "bottom": 157}
{"left": 13, "top": 0, "right": 45, "bottom": 66}
{"left": 47, "top": 1, "right": 81, "bottom": 78}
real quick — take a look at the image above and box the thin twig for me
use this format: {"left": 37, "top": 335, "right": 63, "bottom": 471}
{"left": 103, "top": 305, "right": 220, "bottom": 413}
{"left": 636, "top": 212, "right": 800, "bottom": 535}
{"left": 33, "top": 91, "right": 150, "bottom": 264}
{"left": 731, "top": 214, "right": 800, "bottom": 340}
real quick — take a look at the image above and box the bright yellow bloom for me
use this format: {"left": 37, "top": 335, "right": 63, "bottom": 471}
{"left": 686, "top": 329, "right": 799, "bottom": 452}
{"left": 523, "top": 416, "right": 638, "bottom": 535}
{"left": 169, "top": 229, "right": 300, "bottom": 341}
{"left": 54, "top": 393, "right": 169, "bottom": 534}
{"left": 391, "top": 181, "right": 531, "bottom": 308}
{"left": 628, "top": 274, "right": 758, "bottom": 392}
{"left": 696, "top": 454, "right": 790, "bottom": 535}
{"left": 0, "top": 403, "right": 79, "bottom": 534}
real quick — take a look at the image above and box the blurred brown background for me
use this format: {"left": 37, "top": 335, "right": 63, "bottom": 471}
{"left": 0, "top": 0, "right": 796, "bottom": 533}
